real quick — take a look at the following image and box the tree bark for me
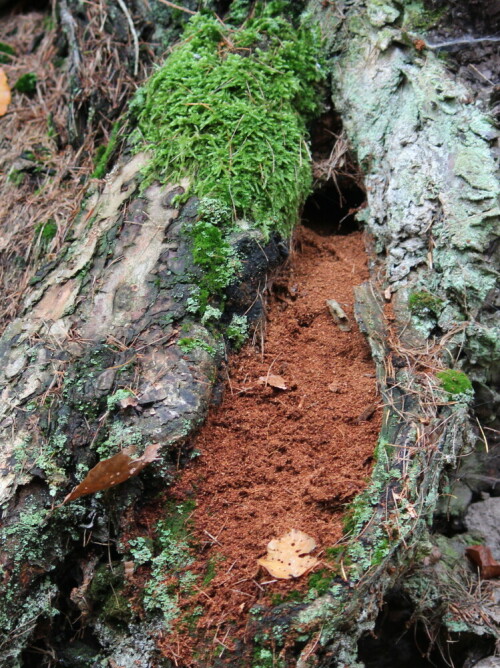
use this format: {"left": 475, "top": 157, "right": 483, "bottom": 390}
{"left": 0, "top": 0, "right": 498, "bottom": 666}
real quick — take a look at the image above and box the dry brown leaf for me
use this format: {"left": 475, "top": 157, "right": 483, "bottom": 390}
{"left": 257, "top": 529, "right": 318, "bottom": 579}
{"left": 258, "top": 374, "right": 287, "bottom": 390}
{"left": 63, "top": 442, "right": 162, "bottom": 504}
{"left": 0, "top": 68, "right": 11, "bottom": 116}
{"left": 119, "top": 395, "right": 139, "bottom": 410}
{"left": 466, "top": 544, "right": 500, "bottom": 579}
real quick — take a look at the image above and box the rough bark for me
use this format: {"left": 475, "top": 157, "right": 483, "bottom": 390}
{"left": 0, "top": 0, "right": 498, "bottom": 666}
{"left": 0, "top": 149, "right": 285, "bottom": 665}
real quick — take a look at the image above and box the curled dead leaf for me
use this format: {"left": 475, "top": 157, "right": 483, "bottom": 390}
{"left": 258, "top": 374, "right": 287, "bottom": 390}
{"left": 62, "top": 442, "right": 162, "bottom": 504}
{"left": 257, "top": 529, "right": 318, "bottom": 579}
{"left": 0, "top": 68, "right": 11, "bottom": 116}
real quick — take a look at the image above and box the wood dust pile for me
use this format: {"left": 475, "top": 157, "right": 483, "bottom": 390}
{"left": 157, "top": 226, "right": 382, "bottom": 662}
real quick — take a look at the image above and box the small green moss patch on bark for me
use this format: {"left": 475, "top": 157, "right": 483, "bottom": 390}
{"left": 436, "top": 369, "right": 473, "bottom": 396}
{"left": 408, "top": 290, "right": 444, "bottom": 317}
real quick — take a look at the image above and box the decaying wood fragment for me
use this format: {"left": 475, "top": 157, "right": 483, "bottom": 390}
{"left": 326, "top": 298, "right": 352, "bottom": 331}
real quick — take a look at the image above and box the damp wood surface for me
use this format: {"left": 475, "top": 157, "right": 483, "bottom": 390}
{"left": 151, "top": 227, "right": 381, "bottom": 662}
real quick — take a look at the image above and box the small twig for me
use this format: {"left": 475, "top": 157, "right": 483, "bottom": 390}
{"left": 116, "top": 0, "right": 140, "bottom": 77}
{"left": 156, "top": 0, "right": 197, "bottom": 15}
{"left": 476, "top": 417, "right": 489, "bottom": 454}
{"left": 424, "top": 35, "right": 500, "bottom": 51}
{"left": 203, "top": 529, "right": 222, "bottom": 546}
{"left": 469, "top": 64, "right": 496, "bottom": 86}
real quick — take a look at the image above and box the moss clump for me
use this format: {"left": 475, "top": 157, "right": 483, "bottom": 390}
{"left": 13, "top": 73, "right": 37, "bottom": 95}
{"left": 0, "top": 42, "right": 15, "bottom": 63}
{"left": 8, "top": 170, "right": 25, "bottom": 186}
{"left": 35, "top": 219, "right": 57, "bottom": 246}
{"left": 89, "top": 564, "right": 132, "bottom": 627}
{"left": 436, "top": 369, "right": 473, "bottom": 396}
{"left": 308, "top": 569, "right": 333, "bottom": 596}
{"left": 408, "top": 290, "right": 444, "bottom": 317}
{"left": 130, "top": 11, "right": 322, "bottom": 237}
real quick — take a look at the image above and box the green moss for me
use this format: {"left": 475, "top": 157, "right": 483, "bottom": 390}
{"left": 0, "top": 41, "right": 15, "bottom": 63}
{"left": 35, "top": 219, "right": 57, "bottom": 247}
{"left": 178, "top": 336, "right": 216, "bottom": 355}
{"left": 91, "top": 121, "right": 122, "bottom": 179}
{"left": 187, "top": 199, "right": 241, "bottom": 310}
{"left": 13, "top": 72, "right": 37, "bottom": 95}
{"left": 436, "top": 369, "right": 473, "bottom": 396}
{"left": 202, "top": 553, "right": 224, "bottom": 587}
{"left": 8, "top": 170, "right": 25, "bottom": 186}
{"left": 308, "top": 569, "right": 333, "bottom": 596}
{"left": 402, "top": 1, "right": 446, "bottom": 32}
{"left": 270, "top": 590, "right": 302, "bottom": 606}
{"left": 408, "top": 290, "right": 444, "bottom": 317}
{"left": 89, "top": 563, "right": 132, "bottom": 627}
{"left": 130, "top": 11, "right": 322, "bottom": 238}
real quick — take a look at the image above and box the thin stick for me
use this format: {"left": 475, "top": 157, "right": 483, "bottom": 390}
{"left": 476, "top": 417, "right": 489, "bottom": 454}
{"left": 116, "top": 0, "right": 139, "bottom": 76}
{"left": 156, "top": 0, "right": 197, "bottom": 15}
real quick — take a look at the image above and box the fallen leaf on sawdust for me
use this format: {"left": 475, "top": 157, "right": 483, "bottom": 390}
{"left": 465, "top": 545, "right": 500, "bottom": 579}
{"left": 258, "top": 374, "right": 287, "bottom": 390}
{"left": 0, "top": 68, "right": 11, "bottom": 116}
{"left": 62, "top": 443, "right": 161, "bottom": 504}
{"left": 257, "top": 529, "right": 318, "bottom": 579}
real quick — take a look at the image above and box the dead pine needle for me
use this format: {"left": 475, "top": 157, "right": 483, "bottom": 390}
{"left": 156, "top": 0, "right": 197, "bottom": 15}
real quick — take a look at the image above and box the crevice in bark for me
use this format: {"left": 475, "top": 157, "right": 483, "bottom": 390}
{"left": 357, "top": 588, "right": 496, "bottom": 668}
{"left": 301, "top": 179, "right": 365, "bottom": 236}
{"left": 303, "top": 108, "right": 367, "bottom": 236}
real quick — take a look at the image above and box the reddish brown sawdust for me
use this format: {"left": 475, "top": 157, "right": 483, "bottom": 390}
{"left": 157, "top": 227, "right": 381, "bottom": 664}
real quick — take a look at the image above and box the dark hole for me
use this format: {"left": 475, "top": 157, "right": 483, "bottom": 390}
{"left": 1, "top": 0, "right": 50, "bottom": 16}
{"left": 304, "top": 105, "right": 366, "bottom": 236}
{"left": 20, "top": 540, "right": 126, "bottom": 667}
{"left": 357, "top": 588, "right": 495, "bottom": 668}
{"left": 302, "top": 178, "right": 366, "bottom": 236}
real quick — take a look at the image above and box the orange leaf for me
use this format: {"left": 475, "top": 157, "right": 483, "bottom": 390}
{"left": 0, "top": 68, "right": 11, "bottom": 117}
{"left": 258, "top": 374, "right": 287, "bottom": 390}
{"left": 465, "top": 544, "right": 500, "bottom": 579}
{"left": 257, "top": 529, "right": 318, "bottom": 579}
{"left": 63, "top": 442, "right": 162, "bottom": 504}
